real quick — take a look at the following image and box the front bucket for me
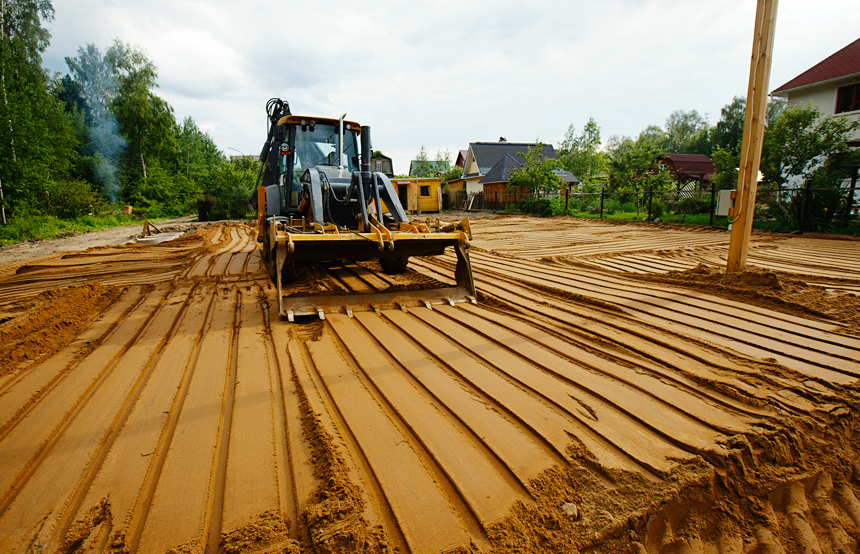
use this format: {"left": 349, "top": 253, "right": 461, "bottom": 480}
{"left": 275, "top": 236, "right": 476, "bottom": 321}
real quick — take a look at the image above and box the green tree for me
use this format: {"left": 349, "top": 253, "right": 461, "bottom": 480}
{"left": 761, "top": 104, "right": 859, "bottom": 188}
{"left": 508, "top": 142, "right": 563, "bottom": 193}
{"left": 558, "top": 117, "right": 607, "bottom": 184}
{"left": 710, "top": 97, "right": 745, "bottom": 155}
{"left": 606, "top": 132, "right": 665, "bottom": 192}
{"left": 709, "top": 146, "right": 739, "bottom": 192}
{"left": 110, "top": 41, "right": 176, "bottom": 200}
{"left": 711, "top": 96, "right": 787, "bottom": 156}
{"left": 664, "top": 109, "right": 710, "bottom": 154}
{"left": 201, "top": 156, "right": 257, "bottom": 220}
{"left": 0, "top": 0, "right": 79, "bottom": 219}
{"left": 431, "top": 150, "right": 461, "bottom": 182}
{"left": 64, "top": 42, "right": 127, "bottom": 200}
{"left": 410, "top": 145, "right": 434, "bottom": 177}
{"left": 761, "top": 104, "right": 860, "bottom": 231}
{"left": 174, "top": 116, "right": 223, "bottom": 181}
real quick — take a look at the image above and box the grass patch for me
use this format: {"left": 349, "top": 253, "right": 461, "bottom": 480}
{"left": 0, "top": 211, "right": 136, "bottom": 246}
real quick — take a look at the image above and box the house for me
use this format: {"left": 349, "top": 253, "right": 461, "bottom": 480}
{"left": 389, "top": 177, "right": 442, "bottom": 213}
{"left": 771, "top": 37, "right": 860, "bottom": 146}
{"left": 455, "top": 149, "right": 468, "bottom": 168}
{"left": 408, "top": 159, "right": 450, "bottom": 177}
{"left": 478, "top": 153, "right": 580, "bottom": 210}
{"left": 479, "top": 154, "right": 530, "bottom": 208}
{"left": 460, "top": 142, "right": 557, "bottom": 194}
{"left": 370, "top": 153, "right": 393, "bottom": 177}
{"left": 658, "top": 154, "right": 715, "bottom": 192}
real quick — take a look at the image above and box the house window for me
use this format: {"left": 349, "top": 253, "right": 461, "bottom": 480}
{"left": 420, "top": 186, "right": 430, "bottom": 197}
{"left": 836, "top": 83, "right": 860, "bottom": 114}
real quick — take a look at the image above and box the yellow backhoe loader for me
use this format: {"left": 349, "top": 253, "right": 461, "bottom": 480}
{"left": 254, "top": 98, "right": 476, "bottom": 321}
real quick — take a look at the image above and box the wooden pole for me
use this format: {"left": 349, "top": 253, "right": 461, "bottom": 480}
{"left": 726, "top": 0, "right": 778, "bottom": 273}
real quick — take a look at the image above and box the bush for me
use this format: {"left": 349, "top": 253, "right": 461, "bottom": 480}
{"left": 649, "top": 200, "right": 664, "bottom": 219}
{"left": 676, "top": 196, "right": 711, "bottom": 215}
{"left": 514, "top": 197, "right": 565, "bottom": 217}
{"left": 44, "top": 180, "right": 106, "bottom": 219}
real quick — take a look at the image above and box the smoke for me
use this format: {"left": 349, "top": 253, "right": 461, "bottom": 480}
{"left": 66, "top": 43, "right": 127, "bottom": 203}
{"left": 89, "top": 112, "right": 126, "bottom": 203}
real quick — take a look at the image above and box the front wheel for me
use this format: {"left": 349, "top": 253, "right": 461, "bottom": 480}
{"left": 380, "top": 256, "right": 409, "bottom": 274}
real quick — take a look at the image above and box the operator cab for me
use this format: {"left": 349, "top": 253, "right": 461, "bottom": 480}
{"left": 272, "top": 116, "right": 362, "bottom": 215}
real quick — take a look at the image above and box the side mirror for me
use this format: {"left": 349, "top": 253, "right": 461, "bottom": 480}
{"left": 274, "top": 124, "right": 287, "bottom": 142}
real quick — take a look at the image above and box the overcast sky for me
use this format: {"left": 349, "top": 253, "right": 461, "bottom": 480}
{"left": 42, "top": 0, "right": 858, "bottom": 175}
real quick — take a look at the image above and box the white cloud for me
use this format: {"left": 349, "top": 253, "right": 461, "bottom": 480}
{"left": 42, "top": 0, "right": 859, "bottom": 175}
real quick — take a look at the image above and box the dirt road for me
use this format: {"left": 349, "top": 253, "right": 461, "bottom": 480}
{"left": 1, "top": 216, "right": 859, "bottom": 553}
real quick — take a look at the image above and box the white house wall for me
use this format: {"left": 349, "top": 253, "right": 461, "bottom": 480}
{"left": 785, "top": 82, "right": 860, "bottom": 141}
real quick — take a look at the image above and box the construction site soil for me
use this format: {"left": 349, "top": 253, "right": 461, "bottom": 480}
{"left": 1, "top": 214, "right": 859, "bottom": 554}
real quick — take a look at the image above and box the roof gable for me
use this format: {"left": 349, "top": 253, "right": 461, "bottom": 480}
{"left": 408, "top": 159, "right": 450, "bottom": 176}
{"left": 659, "top": 154, "right": 715, "bottom": 179}
{"left": 479, "top": 154, "right": 521, "bottom": 184}
{"left": 773, "top": 37, "right": 860, "bottom": 94}
{"left": 469, "top": 142, "right": 557, "bottom": 175}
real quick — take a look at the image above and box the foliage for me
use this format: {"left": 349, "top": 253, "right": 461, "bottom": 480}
{"left": 605, "top": 133, "right": 665, "bottom": 192}
{"left": 760, "top": 104, "right": 859, "bottom": 188}
{"left": 710, "top": 97, "right": 745, "bottom": 155}
{"left": 410, "top": 146, "right": 451, "bottom": 178}
{"left": 43, "top": 179, "right": 106, "bottom": 219}
{"left": 557, "top": 117, "right": 607, "bottom": 184}
{"left": 508, "top": 142, "right": 563, "bottom": 193}
{"left": 757, "top": 103, "right": 860, "bottom": 232}
{"left": 110, "top": 41, "right": 177, "bottom": 200}
{"left": 0, "top": 0, "right": 81, "bottom": 217}
{"left": 64, "top": 41, "right": 127, "bottom": 200}
{"left": 663, "top": 109, "right": 710, "bottom": 155}
{"left": 410, "top": 145, "right": 432, "bottom": 177}
{"left": 511, "top": 196, "right": 566, "bottom": 217}
{"left": 199, "top": 156, "right": 258, "bottom": 220}
{"left": 0, "top": 210, "right": 133, "bottom": 245}
{"left": 709, "top": 146, "right": 739, "bottom": 192}
{"left": 674, "top": 196, "right": 711, "bottom": 215}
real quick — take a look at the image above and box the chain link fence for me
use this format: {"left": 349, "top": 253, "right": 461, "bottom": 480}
{"left": 443, "top": 183, "right": 860, "bottom": 232}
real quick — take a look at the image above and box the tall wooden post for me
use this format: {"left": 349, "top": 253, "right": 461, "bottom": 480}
{"left": 726, "top": 0, "right": 779, "bottom": 273}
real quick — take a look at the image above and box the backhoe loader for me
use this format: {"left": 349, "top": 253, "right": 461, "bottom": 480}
{"left": 254, "top": 98, "right": 476, "bottom": 321}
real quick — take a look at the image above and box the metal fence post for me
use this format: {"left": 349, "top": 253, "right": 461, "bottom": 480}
{"left": 710, "top": 184, "right": 716, "bottom": 226}
{"left": 845, "top": 166, "right": 858, "bottom": 225}
{"left": 800, "top": 180, "right": 811, "bottom": 234}
{"left": 647, "top": 185, "right": 653, "bottom": 220}
{"left": 599, "top": 187, "right": 605, "bottom": 219}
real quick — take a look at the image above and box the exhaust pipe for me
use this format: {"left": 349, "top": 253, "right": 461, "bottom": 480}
{"left": 360, "top": 125, "right": 372, "bottom": 175}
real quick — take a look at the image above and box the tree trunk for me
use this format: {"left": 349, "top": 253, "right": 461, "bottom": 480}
{"left": 1, "top": 176, "right": 6, "bottom": 225}
{"left": 0, "top": 0, "right": 17, "bottom": 164}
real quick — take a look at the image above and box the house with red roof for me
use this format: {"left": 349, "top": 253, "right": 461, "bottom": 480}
{"left": 771, "top": 37, "right": 860, "bottom": 145}
{"left": 657, "top": 154, "right": 715, "bottom": 193}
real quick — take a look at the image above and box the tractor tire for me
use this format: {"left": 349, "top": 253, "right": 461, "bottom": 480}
{"left": 380, "top": 256, "right": 409, "bottom": 274}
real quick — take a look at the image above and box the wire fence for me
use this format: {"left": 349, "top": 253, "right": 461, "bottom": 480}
{"left": 444, "top": 183, "right": 860, "bottom": 231}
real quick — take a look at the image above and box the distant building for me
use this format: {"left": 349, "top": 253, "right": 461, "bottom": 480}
{"left": 460, "top": 142, "right": 557, "bottom": 194}
{"left": 409, "top": 159, "right": 450, "bottom": 177}
{"left": 657, "top": 154, "right": 715, "bottom": 193}
{"left": 371, "top": 153, "right": 393, "bottom": 177}
{"left": 230, "top": 154, "right": 259, "bottom": 162}
{"left": 771, "top": 37, "right": 860, "bottom": 146}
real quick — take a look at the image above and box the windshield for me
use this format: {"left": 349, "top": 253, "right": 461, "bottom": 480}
{"left": 291, "top": 123, "right": 360, "bottom": 173}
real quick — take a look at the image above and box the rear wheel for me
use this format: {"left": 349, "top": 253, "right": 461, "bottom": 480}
{"left": 380, "top": 256, "right": 409, "bottom": 274}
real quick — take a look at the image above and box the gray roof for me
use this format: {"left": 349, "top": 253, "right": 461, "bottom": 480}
{"left": 479, "top": 154, "right": 521, "bottom": 184}
{"left": 552, "top": 169, "right": 580, "bottom": 184}
{"left": 469, "top": 142, "right": 557, "bottom": 175}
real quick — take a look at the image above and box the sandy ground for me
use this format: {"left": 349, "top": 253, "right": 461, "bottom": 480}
{"left": 0, "top": 215, "right": 859, "bottom": 553}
